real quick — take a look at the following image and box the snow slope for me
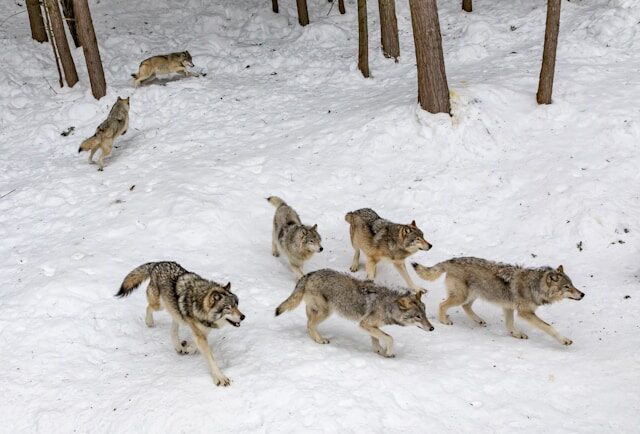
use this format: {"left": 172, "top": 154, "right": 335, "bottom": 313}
{"left": 1, "top": 0, "right": 639, "bottom": 431}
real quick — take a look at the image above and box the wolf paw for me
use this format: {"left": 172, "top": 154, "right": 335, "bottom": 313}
{"left": 314, "top": 337, "right": 330, "bottom": 344}
{"left": 272, "top": 251, "right": 280, "bottom": 257}
{"left": 97, "top": 167, "right": 104, "bottom": 172}
{"left": 477, "top": 320, "right": 487, "bottom": 326}
{"left": 440, "top": 317, "right": 453, "bottom": 326}
{"left": 145, "top": 317, "right": 155, "bottom": 328}
{"left": 176, "top": 340, "right": 197, "bottom": 355}
{"left": 215, "top": 375, "right": 231, "bottom": 387}
{"left": 561, "top": 338, "right": 573, "bottom": 346}
{"left": 350, "top": 264, "right": 359, "bottom": 272}
{"left": 510, "top": 331, "right": 528, "bottom": 340}
{"left": 375, "top": 348, "right": 395, "bottom": 358}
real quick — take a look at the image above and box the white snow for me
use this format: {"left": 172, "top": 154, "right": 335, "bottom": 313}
{"left": 1, "top": 0, "right": 639, "bottom": 431}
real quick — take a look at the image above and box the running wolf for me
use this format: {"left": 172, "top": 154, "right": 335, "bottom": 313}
{"left": 345, "top": 208, "right": 432, "bottom": 292}
{"left": 78, "top": 96, "right": 130, "bottom": 171}
{"left": 267, "top": 196, "right": 323, "bottom": 278}
{"left": 131, "top": 51, "right": 198, "bottom": 87}
{"left": 412, "top": 257, "right": 584, "bottom": 345}
{"left": 275, "top": 269, "right": 433, "bottom": 357}
{"left": 116, "top": 261, "right": 245, "bottom": 386}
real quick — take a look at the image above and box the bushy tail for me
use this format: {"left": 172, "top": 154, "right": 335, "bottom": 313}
{"left": 78, "top": 135, "right": 99, "bottom": 153}
{"left": 411, "top": 262, "right": 446, "bottom": 281}
{"left": 267, "top": 196, "right": 286, "bottom": 208}
{"left": 116, "top": 263, "right": 155, "bottom": 298}
{"left": 275, "top": 276, "right": 307, "bottom": 316}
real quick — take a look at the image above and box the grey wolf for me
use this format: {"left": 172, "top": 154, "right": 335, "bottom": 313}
{"left": 345, "top": 208, "right": 432, "bottom": 292}
{"left": 78, "top": 96, "right": 130, "bottom": 171}
{"left": 116, "top": 261, "right": 245, "bottom": 386}
{"left": 267, "top": 196, "right": 323, "bottom": 278}
{"left": 275, "top": 269, "right": 433, "bottom": 357}
{"left": 412, "top": 257, "right": 584, "bottom": 345}
{"left": 132, "top": 51, "right": 197, "bottom": 87}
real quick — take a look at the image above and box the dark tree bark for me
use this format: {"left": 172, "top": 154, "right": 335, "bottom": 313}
{"left": 462, "top": 0, "right": 472, "bottom": 13}
{"left": 74, "top": 0, "right": 106, "bottom": 99}
{"left": 296, "top": 0, "right": 309, "bottom": 26}
{"left": 339, "top": 0, "right": 346, "bottom": 14}
{"left": 409, "top": 0, "right": 450, "bottom": 114}
{"left": 45, "top": 0, "right": 78, "bottom": 87}
{"left": 378, "top": 0, "right": 399, "bottom": 61}
{"left": 60, "top": 0, "right": 81, "bottom": 47}
{"left": 357, "top": 0, "right": 369, "bottom": 77}
{"left": 26, "top": 0, "right": 48, "bottom": 43}
{"left": 537, "top": 0, "right": 561, "bottom": 105}
{"left": 272, "top": 0, "right": 278, "bottom": 13}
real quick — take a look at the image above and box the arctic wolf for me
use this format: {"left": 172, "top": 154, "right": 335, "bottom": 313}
{"left": 132, "top": 51, "right": 198, "bottom": 87}
{"left": 412, "top": 257, "right": 584, "bottom": 345}
{"left": 267, "top": 196, "right": 323, "bottom": 278}
{"left": 116, "top": 261, "right": 245, "bottom": 386}
{"left": 78, "top": 96, "right": 130, "bottom": 171}
{"left": 345, "top": 208, "right": 432, "bottom": 292}
{"left": 275, "top": 269, "right": 433, "bottom": 357}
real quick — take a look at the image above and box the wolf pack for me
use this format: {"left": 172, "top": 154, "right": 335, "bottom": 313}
{"left": 79, "top": 52, "right": 585, "bottom": 387}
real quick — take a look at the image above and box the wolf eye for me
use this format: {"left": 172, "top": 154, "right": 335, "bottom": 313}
{"left": 415, "top": 315, "right": 422, "bottom": 319}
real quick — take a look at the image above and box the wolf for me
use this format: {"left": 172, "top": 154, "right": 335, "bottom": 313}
{"left": 131, "top": 51, "right": 198, "bottom": 87}
{"left": 345, "top": 208, "right": 432, "bottom": 292}
{"left": 275, "top": 269, "right": 433, "bottom": 357}
{"left": 412, "top": 257, "right": 585, "bottom": 345}
{"left": 78, "top": 96, "right": 130, "bottom": 171}
{"left": 116, "top": 261, "right": 245, "bottom": 386}
{"left": 267, "top": 196, "right": 323, "bottom": 278}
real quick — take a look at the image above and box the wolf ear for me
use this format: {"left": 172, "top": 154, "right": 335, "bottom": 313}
{"left": 415, "top": 290, "right": 425, "bottom": 301}
{"left": 312, "top": 224, "right": 317, "bottom": 231}
{"left": 185, "top": 50, "right": 191, "bottom": 56}
{"left": 397, "top": 297, "right": 412, "bottom": 310}
{"left": 556, "top": 265, "right": 564, "bottom": 274}
{"left": 223, "top": 282, "right": 231, "bottom": 291}
{"left": 409, "top": 220, "right": 417, "bottom": 227}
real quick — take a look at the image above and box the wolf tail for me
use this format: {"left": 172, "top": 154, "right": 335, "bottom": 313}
{"left": 275, "top": 275, "right": 307, "bottom": 316}
{"left": 78, "top": 135, "right": 99, "bottom": 153}
{"left": 267, "top": 196, "right": 286, "bottom": 208}
{"left": 411, "top": 262, "right": 446, "bottom": 281}
{"left": 116, "top": 263, "right": 156, "bottom": 298}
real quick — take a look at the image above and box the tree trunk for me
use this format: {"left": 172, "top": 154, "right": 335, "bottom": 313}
{"left": 378, "top": 0, "right": 399, "bottom": 61}
{"left": 339, "top": 0, "right": 346, "bottom": 14}
{"left": 462, "top": 0, "right": 472, "bottom": 13}
{"left": 296, "top": 0, "right": 309, "bottom": 26}
{"left": 45, "top": 0, "right": 78, "bottom": 87}
{"left": 272, "top": 0, "right": 278, "bottom": 13}
{"left": 74, "top": 0, "right": 106, "bottom": 99}
{"left": 357, "top": 0, "right": 369, "bottom": 77}
{"left": 536, "top": 0, "right": 561, "bottom": 105}
{"left": 42, "top": 1, "right": 63, "bottom": 87}
{"left": 409, "top": 0, "right": 450, "bottom": 114}
{"left": 60, "top": 0, "right": 81, "bottom": 47}
{"left": 26, "top": 0, "right": 48, "bottom": 43}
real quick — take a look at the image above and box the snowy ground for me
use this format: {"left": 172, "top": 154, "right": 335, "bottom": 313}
{"left": 1, "top": 0, "right": 639, "bottom": 431}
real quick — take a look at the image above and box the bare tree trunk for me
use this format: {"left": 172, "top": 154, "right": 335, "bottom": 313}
{"left": 272, "top": 0, "right": 278, "bottom": 13}
{"left": 42, "top": 1, "right": 63, "bottom": 87}
{"left": 339, "top": 0, "right": 346, "bottom": 14}
{"left": 296, "top": 0, "right": 309, "bottom": 26}
{"left": 60, "top": 0, "right": 81, "bottom": 47}
{"left": 462, "top": 0, "right": 472, "bottom": 13}
{"left": 45, "top": 0, "right": 78, "bottom": 87}
{"left": 74, "top": 0, "right": 106, "bottom": 99}
{"left": 409, "top": 0, "right": 450, "bottom": 114}
{"left": 378, "top": 0, "right": 399, "bottom": 61}
{"left": 26, "top": 0, "right": 48, "bottom": 43}
{"left": 358, "top": 0, "right": 369, "bottom": 77}
{"left": 537, "top": 0, "right": 561, "bottom": 105}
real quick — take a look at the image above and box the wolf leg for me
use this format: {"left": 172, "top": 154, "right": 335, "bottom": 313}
{"left": 438, "top": 294, "right": 465, "bottom": 325}
{"left": 518, "top": 310, "right": 572, "bottom": 345}
{"left": 306, "top": 302, "right": 330, "bottom": 344}
{"left": 365, "top": 257, "right": 378, "bottom": 280}
{"left": 503, "top": 308, "right": 527, "bottom": 339}
{"left": 289, "top": 260, "right": 304, "bottom": 279}
{"left": 350, "top": 249, "right": 360, "bottom": 272}
{"left": 187, "top": 322, "right": 230, "bottom": 386}
{"left": 97, "top": 140, "right": 113, "bottom": 171}
{"left": 360, "top": 322, "right": 394, "bottom": 357}
{"left": 370, "top": 337, "right": 384, "bottom": 354}
{"left": 462, "top": 300, "right": 486, "bottom": 326}
{"left": 171, "top": 320, "right": 197, "bottom": 354}
{"left": 145, "top": 284, "right": 161, "bottom": 327}
{"left": 88, "top": 147, "right": 97, "bottom": 163}
{"left": 393, "top": 261, "right": 426, "bottom": 292}
{"left": 271, "top": 227, "right": 279, "bottom": 257}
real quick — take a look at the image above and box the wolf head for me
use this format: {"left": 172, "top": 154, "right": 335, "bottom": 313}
{"left": 392, "top": 291, "right": 434, "bottom": 331}
{"left": 116, "top": 96, "right": 130, "bottom": 109}
{"left": 301, "top": 224, "right": 323, "bottom": 253}
{"left": 542, "top": 265, "right": 584, "bottom": 302}
{"left": 399, "top": 221, "right": 432, "bottom": 253}
{"left": 203, "top": 282, "right": 245, "bottom": 327}
{"left": 181, "top": 51, "right": 194, "bottom": 67}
